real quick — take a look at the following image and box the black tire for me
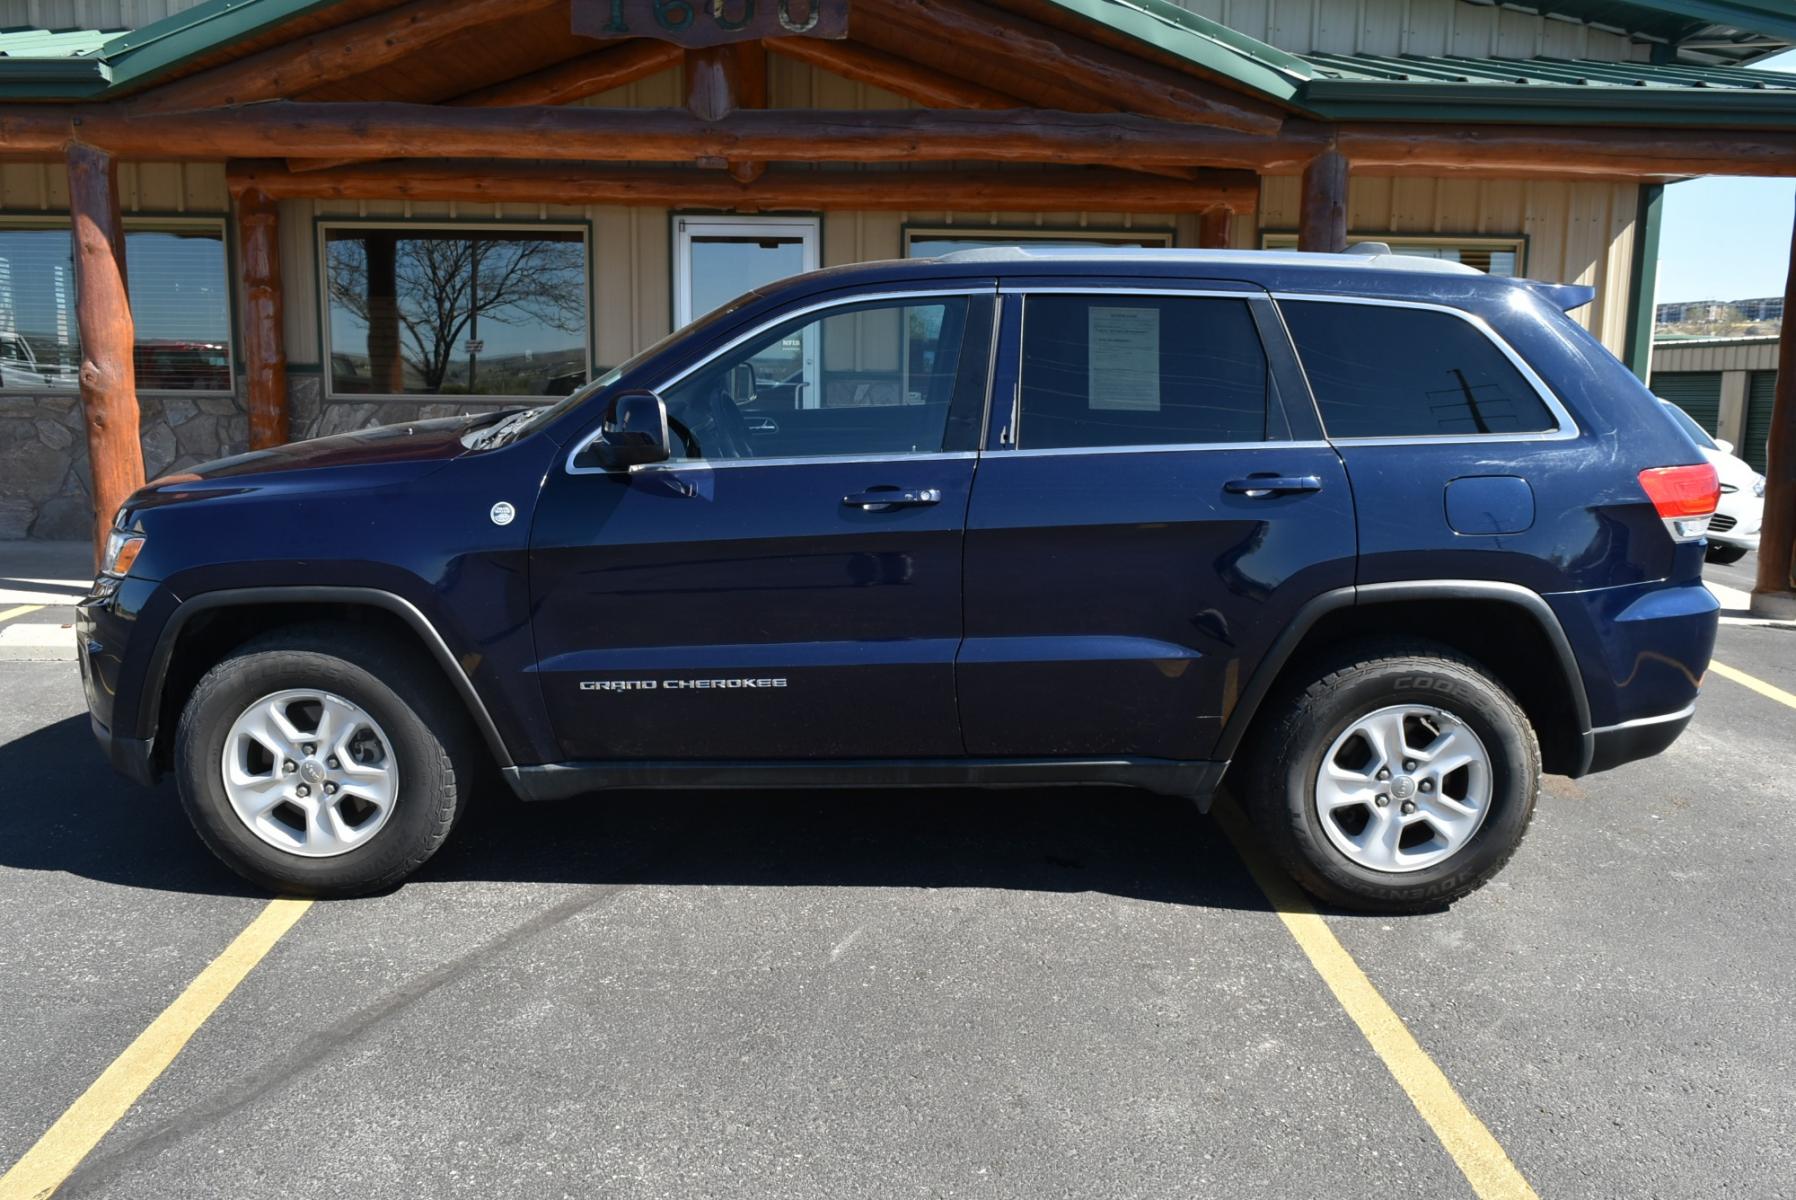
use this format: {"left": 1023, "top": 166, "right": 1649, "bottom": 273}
{"left": 1236, "top": 639, "right": 1539, "bottom": 914}
{"left": 1705, "top": 543, "right": 1748, "bottom": 565}
{"left": 174, "top": 625, "right": 476, "bottom": 897}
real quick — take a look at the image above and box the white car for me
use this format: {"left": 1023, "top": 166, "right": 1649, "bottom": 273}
{"left": 1661, "top": 400, "right": 1764, "bottom": 564}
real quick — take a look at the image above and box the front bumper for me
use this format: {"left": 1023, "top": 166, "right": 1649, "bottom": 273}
{"left": 89, "top": 713, "right": 158, "bottom": 787}
{"left": 1709, "top": 497, "right": 1763, "bottom": 550}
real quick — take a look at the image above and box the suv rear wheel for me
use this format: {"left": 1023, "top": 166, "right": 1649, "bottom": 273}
{"left": 1238, "top": 641, "right": 1539, "bottom": 913}
{"left": 174, "top": 626, "right": 474, "bottom": 897}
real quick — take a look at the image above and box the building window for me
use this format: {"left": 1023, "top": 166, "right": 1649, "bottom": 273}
{"left": 0, "top": 219, "right": 232, "bottom": 394}
{"left": 321, "top": 223, "right": 590, "bottom": 401}
{"left": 905, "top": 227, "right": 1173, "bottom": 258}
{"left": 1260, "top": 233, "right": 1524, "bottom": 277}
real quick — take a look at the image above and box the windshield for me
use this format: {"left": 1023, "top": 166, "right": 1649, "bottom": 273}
{"left": 1660, "top": 400, "right": 1718, "bottom": 451}
{"left": 460, "top": 292, "right": 765, "bottom": 451}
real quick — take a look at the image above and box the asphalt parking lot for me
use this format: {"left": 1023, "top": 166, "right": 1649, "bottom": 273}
{"left": 1, "top": 554, "right": 1793, "bottom": 1199}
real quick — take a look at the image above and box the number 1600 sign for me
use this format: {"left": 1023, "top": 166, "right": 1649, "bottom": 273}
{"left": 572, "top": 0, "right": 850, "bottom": 46}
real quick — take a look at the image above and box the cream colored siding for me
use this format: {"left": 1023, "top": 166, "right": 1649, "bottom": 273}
{"left": 0, "top": 160, "right": 226, "bottom": 214}
{"left": 1651, "top": 338, "right": 1780, "bottom": 374}
{"left": 1258, "top": 175, "right": 1640, "bottom": 354}
{"left": 1170, "top": 0, "right": 1649, "bottom": 60}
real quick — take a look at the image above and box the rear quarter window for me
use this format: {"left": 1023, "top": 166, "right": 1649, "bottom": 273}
{"left": 1280, "top": 300, "right": 1559, "bottom": 439}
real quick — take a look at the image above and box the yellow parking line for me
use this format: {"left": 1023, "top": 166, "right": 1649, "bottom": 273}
{"left": 0, "top": 604, "right": 44, "bottom": 624}
{"left": 1708, "top": 660, "right": 1796, "bottom": 712}
{"left": 1216, "top": 802, "right": 1539, "bottom": 1200}
{"left": 0, "top": 898, "right": 312, "bottom": 1200}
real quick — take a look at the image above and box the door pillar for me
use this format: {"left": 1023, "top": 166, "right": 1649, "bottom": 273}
{"left": 66, "top": 142, "right": 144, "bottom": 568}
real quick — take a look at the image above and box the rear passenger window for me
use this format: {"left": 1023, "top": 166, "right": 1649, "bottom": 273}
{"left": 1280, "top": 300, "right": 1559, "bottom": 438}
{"left": 1016, "top": 295, "right": 1268, "bottom": 449}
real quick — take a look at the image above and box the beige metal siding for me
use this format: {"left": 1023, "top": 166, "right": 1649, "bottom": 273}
{"left": 1650, "top": 338, "right": 1781, "bottom": 374}
{"left": 1258, "top": 175, "right": 1640, "bottom": 355}
{"left": 0, "top": 160, "right": 226, "bottom": 213}
{"left": 1169, "top": 0, "right": 1649, "bottom": 60}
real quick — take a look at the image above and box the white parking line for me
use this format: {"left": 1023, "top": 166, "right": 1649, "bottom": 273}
{"left": 0, "top": 623, "right": 76, "bottom": 662}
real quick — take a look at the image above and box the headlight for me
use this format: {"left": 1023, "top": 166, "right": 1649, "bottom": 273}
{"left": 101, "top": 529, "right": 146, "bottom": 578}
{"left": 1753, "top": 474, "right": 1766, "bottom": 498}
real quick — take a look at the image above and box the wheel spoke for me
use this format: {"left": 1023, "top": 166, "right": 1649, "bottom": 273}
{"left": 220, "top": 688, "right": 400, "bottom": 860}
{"left": 1314, "top": 703, "right": 1494, "bottom": 875}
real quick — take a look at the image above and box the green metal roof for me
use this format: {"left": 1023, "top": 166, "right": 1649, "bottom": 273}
{"left": 0, "top": 0, "right": 1793, "bottom": 129}
{"left": 0, "top": 25, "right": 124, "bottom": 96}
{"left": 1297, "top": 50, "right": 1796, "bottom": 125}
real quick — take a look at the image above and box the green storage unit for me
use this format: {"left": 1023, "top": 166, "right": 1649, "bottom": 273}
{"left": 1650, "top": 371, "right": 1724, "bottom": 436}
{"left": 1745, "top": 370, "right": 1777, "bottom": 475}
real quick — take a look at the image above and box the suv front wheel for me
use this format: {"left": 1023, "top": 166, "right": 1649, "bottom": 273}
{"left": 1239, "top": 641, "right": 1540, "bottom": 913}
{"left": 174, "top": 626, "right": 474, "bottom": 897}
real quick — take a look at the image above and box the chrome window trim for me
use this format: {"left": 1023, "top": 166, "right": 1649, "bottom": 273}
{"left": 629, "top": 451, "right": 980, "bottom": 474}
{"left": 1270, "top": 291, "right": 1581, "bottom": 445}
{"left": 997, "top": 285, "right": 1290, "bottom": 453}
{"left": 565, "top": 287, "right": 995, "bottom": 476}
{"left": 996, "top": 440, "right": 1332, "bottom": 460}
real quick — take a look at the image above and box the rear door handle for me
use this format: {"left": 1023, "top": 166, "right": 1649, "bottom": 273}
{"left": 843, "top": 487, "right": 943, "bottom": 511}
{"left": 1224, "top": 475, "right": 1323, "bottom": 497}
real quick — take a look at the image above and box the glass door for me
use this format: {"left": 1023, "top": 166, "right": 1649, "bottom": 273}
{"left": 675, "top": 216, "right": 820, "bottom": 407}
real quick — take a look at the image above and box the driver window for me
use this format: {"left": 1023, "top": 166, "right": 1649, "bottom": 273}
{"left": 662, "top": 295, "right": 986, "bottom": 462}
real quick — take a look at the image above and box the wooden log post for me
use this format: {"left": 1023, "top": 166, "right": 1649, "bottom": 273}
{"left": 235, "top": 187, "right": 289, "bottom": 449}
{"left": 1299, "top": 148, "right": 1349, "bottom": 253}
{"left": 1751, "top": 197, "right": 1796, "bottom": 618}
{"left": 66, "top": 143, "right": 145, "bottom": 569}
{"left": 1197, "top": 206, "right": 1235, "bottom": 249}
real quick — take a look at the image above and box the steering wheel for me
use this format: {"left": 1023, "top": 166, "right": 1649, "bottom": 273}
{"left": 704, "top": 384, "right": 758, "bottom": 460}
{"left": 667, "top": 414, "right": 701, "bottom": 460}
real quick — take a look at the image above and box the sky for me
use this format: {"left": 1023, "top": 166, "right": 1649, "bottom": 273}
{"left": 1654, "top": 49, "right": 1796, "bottom": 303}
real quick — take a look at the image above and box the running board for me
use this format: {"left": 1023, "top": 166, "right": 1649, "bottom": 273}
{"left": 503, "top": 758, "right": 1226, "bottom": 804}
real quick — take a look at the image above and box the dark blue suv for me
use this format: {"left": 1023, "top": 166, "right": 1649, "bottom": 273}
{"left": 76, "top": 247, "right": 1721, "bottom": 911}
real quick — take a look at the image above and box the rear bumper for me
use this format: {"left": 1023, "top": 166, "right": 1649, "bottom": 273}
{"left": 1586, "top": 704, "right": 1695, "bottom": 775}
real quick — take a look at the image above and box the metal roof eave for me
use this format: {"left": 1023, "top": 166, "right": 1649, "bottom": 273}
{"left": 85, "top": 0, "right": 342, "bottom": 94}
{"left": 1303, "top": 80, "right": 1796, "bottom": 126}
{"left": 1032, "top": 0, "right": 1309, "bottom": 101}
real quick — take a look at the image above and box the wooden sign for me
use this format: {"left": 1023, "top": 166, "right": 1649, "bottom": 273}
{"left": 574, "top": 0, "right": 849, "bottom": 46}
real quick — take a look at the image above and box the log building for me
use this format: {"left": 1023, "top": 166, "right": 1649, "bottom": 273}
{"left": 0, "top": 0, "right": 1793, "bottom": 603}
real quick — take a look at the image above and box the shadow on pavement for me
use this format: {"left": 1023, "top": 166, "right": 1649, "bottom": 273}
{"left": 2, "top": 713, "right": 1270, "bottom": 913}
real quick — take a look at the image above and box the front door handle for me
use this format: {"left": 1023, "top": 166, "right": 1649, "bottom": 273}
{"left": 843, "top": 486, "right": 943, "bottom": 511}
{"left": 1224, "top": 474, "right": 1323, "bottom": 497}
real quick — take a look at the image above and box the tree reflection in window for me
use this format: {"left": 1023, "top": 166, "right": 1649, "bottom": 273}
{"left": 325, "top": 228, "right": 588, "bottom": 399}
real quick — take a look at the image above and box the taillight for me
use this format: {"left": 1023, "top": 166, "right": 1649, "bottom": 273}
{"left": 1638, "top": 463, "right": 1720, "bottom": 542}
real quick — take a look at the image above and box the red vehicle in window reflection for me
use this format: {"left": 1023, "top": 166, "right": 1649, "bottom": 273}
{"left": 134, "top": 340, "right": 230, "bottom": 391}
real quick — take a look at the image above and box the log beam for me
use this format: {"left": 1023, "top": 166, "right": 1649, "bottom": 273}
{"left": 452, "top": 40, "right": 682, "bottom": 107}
{"left": 228, "top": 160, "right": 1261, "bottom": 213}
{"left": 288, "top": 40, "right": 683, "bottom": 173}
{"left": 235, "top": 188, "right": 289, "bottom": 449}
{"left": 11, "top": 103, "right": 1796, "bottom": 181}
{"left": 1298, "top": 148, "right": 1348, "bottom": 253}
{"left": 865, "top": 0, "right": 1285, "bottom": 136}
{"left": 1752, "top": 197, "right": 1796, "bottom": 617}
{"left": 763, "top": 37, "right": 1024, "bottom": 109}
{"left": 66, "top": 143, "right": 144, "bottom": 568}
{"left": 134, "top": 0, "right": 564, "bottom": 113}
{"left": 12, "top": 104, "right": 1322, "bottom": 171}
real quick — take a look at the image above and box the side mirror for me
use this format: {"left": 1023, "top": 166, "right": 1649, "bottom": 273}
{"left": 590, "top": 389, "right": 670, "bottom": 469}
{"left": 1715, "top": 438, "right": 1736, "bottom": 456}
